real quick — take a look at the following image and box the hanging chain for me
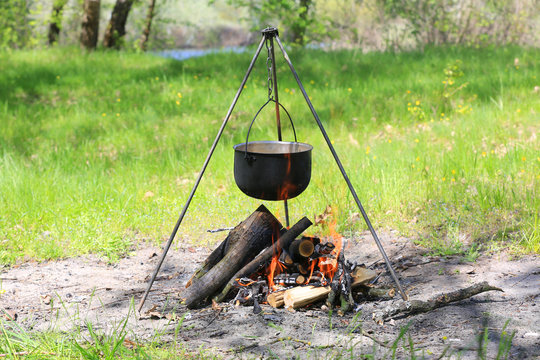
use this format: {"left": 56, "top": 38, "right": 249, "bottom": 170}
{"left": 265, "top": 38, "right": 273, "bottom": 101}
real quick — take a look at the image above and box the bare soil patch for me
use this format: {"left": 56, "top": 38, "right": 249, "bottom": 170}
{"left": 1, "top": 231, "right": 538, "bottom": 359}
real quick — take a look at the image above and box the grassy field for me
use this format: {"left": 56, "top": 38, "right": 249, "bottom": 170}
{"left": 0, "top": 45, "right": 539, "bottom": 264}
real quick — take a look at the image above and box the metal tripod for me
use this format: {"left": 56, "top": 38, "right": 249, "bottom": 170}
{"left": 138, "top": 27, "right": 407, "bottom": 312}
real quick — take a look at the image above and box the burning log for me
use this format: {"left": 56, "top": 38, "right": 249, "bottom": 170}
{"left": 283, "top": 286, "right": 331, "bottom": 309}
{"left": 288, "top": 237, "right": 315, "bottom": 262}
{"left": 214, "top": 216, "right": 313, "bottom": 303}
{"left": 273, "top": 273, "right": 306, "bottom": 286}
{"left": 181, "top": 205, "right": 283, "bottom": 309}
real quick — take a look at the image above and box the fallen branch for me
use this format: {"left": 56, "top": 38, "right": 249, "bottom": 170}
{"left": 373, "top": 281, "right": 503, "bottom": 323}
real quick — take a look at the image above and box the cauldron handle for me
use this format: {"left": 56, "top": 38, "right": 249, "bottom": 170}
{"left": 244, "top": 99, "right": 297, "bottom": 160}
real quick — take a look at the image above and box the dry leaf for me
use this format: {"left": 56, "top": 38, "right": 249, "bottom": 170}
{"left": 142, "top": 304, "right": 165, "bottom": 319}
{"left": 212, "top": 299, "right": 221, "bottom": 311}
{"left": 40, "top": 294, "right": 52, "bottom": 305}
{"left": 123, "top": 339, "right": 137, "bottom": 350}
{"left": 348, "top": 133, "right": 359, "bottom": 147}
{"left": 314, "top": 205, "right": 333, "bottom": 225}
{"left": 2, "top": 310, "right": 17, "bottom": 321}
{"left": 143, "top": 191, "right": 154, "bottom": 200}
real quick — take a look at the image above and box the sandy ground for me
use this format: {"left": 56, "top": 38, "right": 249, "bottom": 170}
{"left": 1, "top": 230, "right": 539, "bottom": 359}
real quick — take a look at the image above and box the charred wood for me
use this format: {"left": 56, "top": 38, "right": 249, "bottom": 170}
{"left": 214, "top": 216, "right": 312, "bottom": 303}
{"left": 181, "top": 205, "right": 283, "bottom": 309}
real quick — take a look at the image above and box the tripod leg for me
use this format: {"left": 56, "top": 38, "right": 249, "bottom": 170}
{"left": 274, "top": 36, "right": 408, "bottom": 301}
{"left": 137, "top": 37, "right": 267, "bottom": 313}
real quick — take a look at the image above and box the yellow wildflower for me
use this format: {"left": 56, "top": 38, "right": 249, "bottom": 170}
{"left": 451, "top": 169, "right": 456, "bottom": 174}
{"left": 482, "top": 152, "right": 487, "bottom": 157}
{"left": 365, "top": 146, "right": 371, "bottom": 155}
{"left": 347, "top": 88, "right": 352, "bottom": 92}
{"left": 522, "top": 156, "right": 526, "bottom": 161}
{"left": 415, "top": 100, "right": 420, "bottom": 106}
{"left": 415, "top": 139, "right": 419, "bottom": 143}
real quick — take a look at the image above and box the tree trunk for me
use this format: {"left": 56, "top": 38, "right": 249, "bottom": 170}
{"left": 48, "top": 0, "right": 67, "bottom": 45}
{"left": 139, "top": 0, "right": 156, "bottom": 51}
{"left": 181, "top": 205, "right": 283, "bottom": 309}
{"left": 80, "top": 0, "right": 100, "bottom": 49}
{"left": 103, "top": 0, "right": 134, "bottom": 49}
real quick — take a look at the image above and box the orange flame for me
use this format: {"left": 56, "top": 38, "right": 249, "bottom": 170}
{"left": 316, "top": 219, "right": 343, "bottom": 283}
{"left": 266, "top": 232, "right": 286, "bottom": 291}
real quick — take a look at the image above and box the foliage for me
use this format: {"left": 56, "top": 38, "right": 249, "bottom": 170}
{"left": 223, "top": 0, "right": 330, "bottom": 45}
{"left": 0, "top": 0, "right": 37, "bottom": 49}
{"left": 377, "top": 0, "right": 540, "bottom": 49}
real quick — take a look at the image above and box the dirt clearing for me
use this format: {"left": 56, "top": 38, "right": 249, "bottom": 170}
{"left": 1, "top": 231, "right": 538, "bottom": 359}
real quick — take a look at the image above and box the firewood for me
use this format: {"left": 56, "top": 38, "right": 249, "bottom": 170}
{"left": 350, "top": 267, "right": 378, "bottom": 288}
{"left": 279, "top": 251, "right": 294, "bottom": 265}
{"left": 283, "top": 286, "right": 331, "bottom": 309}
{"left": 214, "top": 216, "right": 312, "bottom": 303}
{"left": 267, "top": 291, "right": 285, "bottom": 308}
{"left": 273, "top": 273, "right": 306, "bottom": 286}
{"left": 181, "top": 205, "right": 283, "bottom": 309}
{"left": 373, "top": 281, "right": 503, "bottom": 323}
{"left": 289, "top": 238, "right": 315, "bottom": 262}
{"left": 356, "top": 286, "right": 395, "bottom": 300}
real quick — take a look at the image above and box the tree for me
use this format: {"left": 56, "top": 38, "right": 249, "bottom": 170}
{"left": 289, "top": 0, "right": 311, "bottom": 45}
{"left": 80, "top": 0, "right": 100, "bottom": 49}
{"left": 103, "top": 0, "right": 134, "bottom": 48}
{"left": 48, "top": 0, "right": 68, "bottom": 45}
{"left": 0, "top": 0, "right": 32, "bottom": 49}
{"left": 226, "top": 0, "right": 325, "bottom": 46}
{"left": 139, "top": 0, "right": 156, "bottom": 51}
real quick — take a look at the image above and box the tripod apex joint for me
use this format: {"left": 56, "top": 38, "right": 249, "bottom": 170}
{"left": 262, "top": 27, "right": 279, "bottom": 38}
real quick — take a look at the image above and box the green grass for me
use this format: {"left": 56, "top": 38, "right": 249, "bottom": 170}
{"left": 0, "top": 311, "right": 519, "bottom": 359}
{"left": 0, "top": 45, "right": 539, "bottom": 264}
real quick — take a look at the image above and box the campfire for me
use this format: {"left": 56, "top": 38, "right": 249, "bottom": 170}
{"left": 137, "top": 27, "right": 407, "bottom": 313}
{"left": 181, "top": 205, "right": 383, "bottom": 314}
